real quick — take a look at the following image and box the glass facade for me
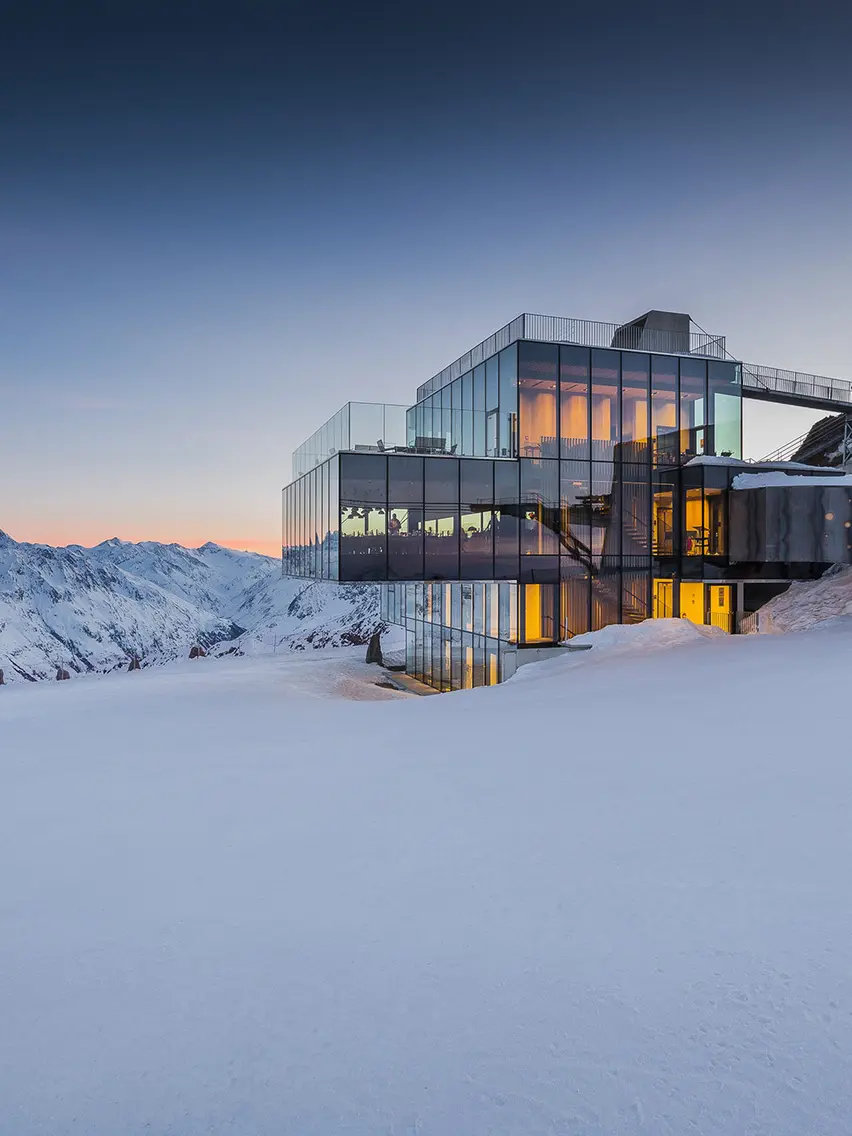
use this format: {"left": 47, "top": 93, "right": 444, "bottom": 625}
{"left": 407, "top": 343, "right": 518, "bottom": 458}
{"left": 292, "top": 402, "right": 409, "bottom": 478}
{"left": 283, "top": 337, "right": 744, "bottom": 689}
{"left": 381, "top": 580, "right": 518, "bottom": 691}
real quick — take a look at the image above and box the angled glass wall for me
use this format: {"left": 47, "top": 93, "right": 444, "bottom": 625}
{"left": 292, "top": 402, "right": 409, "bottom": 478}
{"left": 407, "top": 343, "right": 518, "bottom": 458}
{"left": 381, "top": 580, "right": 518, "bottom": 691}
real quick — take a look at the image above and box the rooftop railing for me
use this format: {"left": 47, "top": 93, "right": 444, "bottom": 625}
{"left": 417, "top": 313, "right": 727, "bottom": 401}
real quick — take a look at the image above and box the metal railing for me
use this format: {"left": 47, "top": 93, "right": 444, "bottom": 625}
{"left": 742, "top": 363, "right": 852, "bottom": 409}
{"left": 738, "top": 610, "right": 761, "bottom": 635}
{"left": 417, "top": 313, "right": 727, "bottom": 401}
{"left": 758, "top": 414, "right": 846, "bottom": 464}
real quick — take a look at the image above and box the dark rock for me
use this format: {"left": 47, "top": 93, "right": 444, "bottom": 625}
{"left": 365, "top": 632, "right": 383, "bottom": 665}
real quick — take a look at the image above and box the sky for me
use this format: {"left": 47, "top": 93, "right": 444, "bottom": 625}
{"left": 2, "top": 0, "right": 851, "bottom": 555}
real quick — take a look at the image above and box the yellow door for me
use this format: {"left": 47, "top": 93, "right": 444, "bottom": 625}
{"left": 680, "top": 581, "right": 705, "bottom": 625}
{"left": 653, "top": 579, "right": 674, "bottom": 618}
{"left": 709, "top": 584, "right": 732, "bottom": 632}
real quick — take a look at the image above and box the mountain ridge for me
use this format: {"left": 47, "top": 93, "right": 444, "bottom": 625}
{"left": 0, "top": 533, "right": 382, "bottom": 682}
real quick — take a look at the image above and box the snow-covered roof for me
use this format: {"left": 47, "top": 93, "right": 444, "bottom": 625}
{"left": 686, "top": 456, "right": 840, "bottom": 472}
{"left": 732, "top": 471, "right": 852, "bottom": 490}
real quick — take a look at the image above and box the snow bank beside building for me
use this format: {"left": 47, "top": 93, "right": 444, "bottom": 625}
{"left": 751, "top": 565, "right": 852, "bottom": 633}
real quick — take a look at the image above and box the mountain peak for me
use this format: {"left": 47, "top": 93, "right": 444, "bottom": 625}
{"left": 0, "top": 530, "right": 15, "bottom": 548}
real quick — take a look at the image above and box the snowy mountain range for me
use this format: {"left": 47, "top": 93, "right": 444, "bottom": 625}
{"left": 0, "top": 532, "right": 382, "bottom": 682}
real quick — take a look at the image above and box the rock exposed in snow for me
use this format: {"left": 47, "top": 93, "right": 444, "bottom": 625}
{"left": 0, "top": 532, "right": 384, "bottom": 682}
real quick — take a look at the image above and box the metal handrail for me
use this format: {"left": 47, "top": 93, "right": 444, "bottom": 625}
{"left": 742, "top": 362, "right": 852, "bottom": 408}
{"left": 417, "top": 313, "right": 727, "bottom": 401}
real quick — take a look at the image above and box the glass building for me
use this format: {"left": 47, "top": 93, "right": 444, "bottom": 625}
{"left": 282, "top": 310, "right": 852, "bottom": 690}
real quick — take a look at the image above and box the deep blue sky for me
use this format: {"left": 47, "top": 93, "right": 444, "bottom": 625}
{"left": 2, "top": 0, "right": 850, "bottom": 552}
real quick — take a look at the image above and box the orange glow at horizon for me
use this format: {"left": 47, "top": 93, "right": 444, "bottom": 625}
{"left": 5, "top": 523, "right": 282, "bottom": 558}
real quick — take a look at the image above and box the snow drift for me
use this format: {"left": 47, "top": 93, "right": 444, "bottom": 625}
{"left": 2, "top": 625, "right": 851, "bottom": 1133}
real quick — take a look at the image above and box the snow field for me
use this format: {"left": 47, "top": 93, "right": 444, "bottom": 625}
{"left": 2, "top": 624, "right": 851, "bottom": 1133}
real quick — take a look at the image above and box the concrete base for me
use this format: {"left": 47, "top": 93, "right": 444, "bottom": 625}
{"left": 379, "top": 671, "right": 439, "bottom": 696}
{"left": 515, "top": 646, "right": 574, "bottom": 669}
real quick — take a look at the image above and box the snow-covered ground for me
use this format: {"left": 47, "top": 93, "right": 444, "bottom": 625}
{"left": 2, "top": 623, "right": 851, "bottom": 1134}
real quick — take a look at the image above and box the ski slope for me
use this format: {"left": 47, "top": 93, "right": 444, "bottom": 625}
{"left": 2, "top": 623, "right": 851, "bottom": 1134}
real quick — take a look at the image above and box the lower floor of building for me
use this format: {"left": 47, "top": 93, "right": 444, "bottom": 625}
{"left": 380, "top": 575, "right": 782, "bottom": 692}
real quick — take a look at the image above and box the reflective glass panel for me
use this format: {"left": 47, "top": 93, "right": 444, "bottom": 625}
{"left": 560, "top": 460, "right": 592, "bottom": 568}
{"left": 591, "top": 349, "right": 620, "bottom": 461}
{"left": 339, "top": 504, "right": 387, "bottom": 580}
{"left": 518, "top": 342, "right": 558, "bottom": 459}
{"left": 388, "top": 454, "right": 424, "bottom": 503}
{"left": 498, "top": 344, "right": 518, "bottom": 457}
{"left": 708, "top": 361, "right": 742, "bottom": 458}
{"left": 560, "top": 345, "right": 590, "bottom": 460}
{"left": 424, "top": 457, "right": 458, "bottom": 505}
{"left": 560, "top": 570, "right": 590, "bottom": 638}
{"left": 679, "top": 358, "right": 706, "bottom": 461}
{"left": 591, "top": 461, "right": 618, "bottom": 569}
{"left": 460, "top": 460, "right": 493, "bottom": 579}
{"left": 424, "top": 506, "right": 458, "bottom": 579}
{"left": 521, "top": 458, "right": 559, "bottom": 557}
{"left": 340, "top": 453, "right": 387, "bottom": 504}
{"left": 620, "top": 352, "right": 650, "bottom": 464}
{"left": 620, "top": 462, "right": 651, "bottom": 566}
{"left": 651, "top": 356, "right": 679, "bottom": 466}
{"left": 494, "top": 460, "right": 520, "bottom": 578}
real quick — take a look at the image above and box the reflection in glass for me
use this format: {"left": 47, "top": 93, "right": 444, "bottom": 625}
{"left": 486, "top": 354, "right": 499, "bottom": 411}
{"left": 620, "top": 463, "right": 650, "bottom": 567}
{"left": 620, "top": 352, "right": 650, "bottom": 464}
{"left": 684, "top": 487, "right": 705, "bottom": 556}
{"left": 424, "top": 506, "right": 458, "bottom": 579}
{"left": 388, "top": 454, "right": 424, "bottom": 502}
{"left": 708, "top": 361, "right": 742, "bottom": 457}
{"left": 591, "top": 461, "right": 618, "bottom": 569}
{"left": 340, "top": 504, "right": 387, "bottom": 580}
{"left": 518, "top": 342, "right": 558, "bottom": 459}
{"left": 340, "top": 453, "right": 387, "bottom": 503}
{"left": 621, "top": 571, "right": 650, "bottom": 622}
{"left": 473, "top": 364, "right": 486, "bottom": 456}
{"left": 705, "top": 487, "right": 726, "bottom": 555}
{"left": 679, "top": 358, "right": 706, "bottom": 461}
{"left": 521, "top": 458, "right": 559, "bottom": 557}
{"left": 424, "top": 457, "right": 458, "bottom": 504}
{"left": 460, "top": 460, "right": 494, "bottom": 578}
{"left": 653, "top": 478, "right": 675, "bottom": 558}
{"left": 591, "top": 573, "right": 620, "bottom": 631}
{"left": 651, "top": 356, "right": 679, "bottom": 466}
{"left": 387, "top": 506, "right": 424, "bottom": 579}
{"left": 591, "top": 349, "right": 620, "bottom": 460}
{"left": 560, "top": 345, "right": 590, "bottom": 460}
{"left": 462, "top": 371, "right": 474, "bottom": 455}
{"left": 560, "top": 571, "right": 590, "bottom": 638}
{"left": 560, "top": 461, "right": 592, "bottom": 567}
{"left": 494, "top": 460, "right": 520, "bottom": 578}
{"left": 498, "top": 344, "right": 518, "bottom": 457}
{"left": 328, "top": 455, "right": 340, "bottom": 579}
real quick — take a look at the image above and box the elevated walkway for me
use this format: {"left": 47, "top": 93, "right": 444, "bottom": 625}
{"left": 742, "top": 363, "right": 852, "bottom": 412}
